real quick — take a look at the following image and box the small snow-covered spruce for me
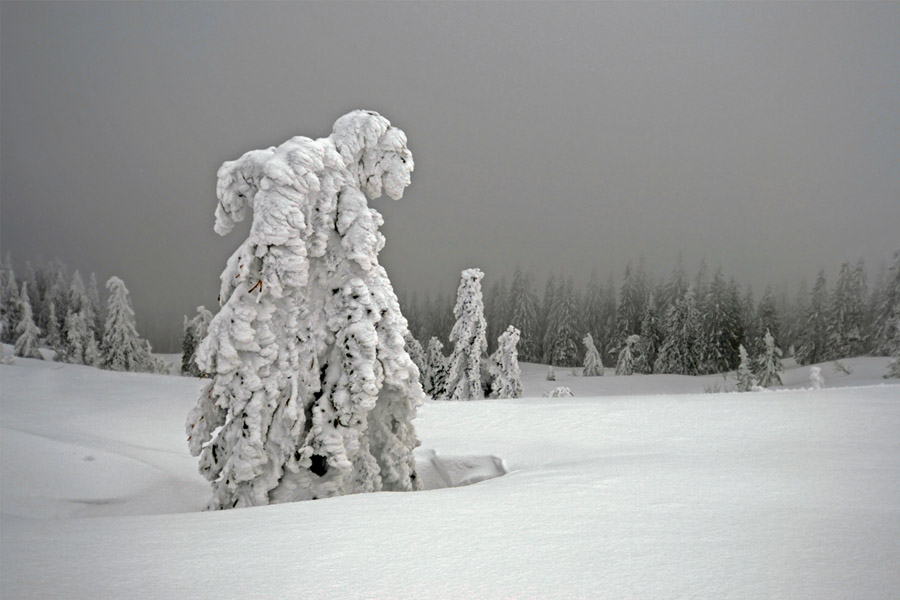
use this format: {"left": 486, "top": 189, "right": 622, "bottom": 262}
{"left": 180, "top": 306, "right": 213, "bottom": 377}
{"left": 404, "top": 332, "right": 428, "bottom": 390}
{"left": 582, "top": 332, "right": 604, "bottom": 376}
{"left": 444, "top": 268, "right": 488, "bottom": 400}
{"left": 809, "top": 366, "right": 825, "bottom": 389}
{"left": 544, "top": 386, "right": 573, "bottom": 398}
{"left": 735, "top": 344, "right": 755, "bottom": 392}
{"left": 754, "top": 329, "right": 783, "bottom": 388}
{"left": 616, "top": 334, "right": 639, "bottom": 376}
{"left": 185, "top": 111, "right": 423, "bottom": 509}
{"left": 99, "top": 276, "right": 155, "bottom": 372}
{"left": 546, "top": 365, "right": 556, "bottom": 381}
{"left": 43, "top": 301, "right": 62, "bottom": 352}
{"left": 62, "top": 308, "right": 94, "bottom": 365}
{"left": 489, "top": 325, "right": 522, "bottom": 399}
{"left": 14, "top": 282, "right": 42, "bottom": 359}
{"left": 424, "top": 336, "right": 449, "bottom": 398}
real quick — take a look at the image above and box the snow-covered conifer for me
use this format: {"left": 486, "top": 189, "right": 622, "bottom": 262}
{"left": 796, "top": 271, "right": 829, "bottom": 365}
{"left": 546, "top": 365, "right": 556, "bottom": 381}
{"left": 654, "top": 287, "right": 702, "bottom": 375}
{"left": 489, "top": 326, "right": 522, "bottom": 399}
{"left": 509, "top": 267, "right": 540, "bottom": 362}
{"left": 544, "top": 386, "right": 573, "bottom": 398}
{"left": 181, "top": 306, "right": 213, "bottom": 377}
{"left": 424, "top": 336, "right": 449, "bottom": 398}
{"left": 43, "top": 301, "right": 62, "bottom": 351}
{"left": 87, "top": 273, "right": 103, "bottom": 339}
{"left": 544, "top": 276, "right": 579, "bottom": 367}
{"left": 634, "top": 294, "right": 661, "bottom": 374}
{"left": 736, "top": 344, "right": 755, "bottom": 392}
{"left": 754, "top": 329, "right": 783, "bottom": 388}
{"left": 444, "top": 268, "right": 488, "bottom": 400}
{"left": 404, "top": 332, "right": 428, "bottom": 389}
{"left": 62, "top": 308, "right": 93, "bottom": 364}
{"left": 827, "top": 261, "right": 866, "bottom": 359}
{"left": 582, "top": 332, "right": 604, "bottom": 376}
{"left": 185, "top": 111, "right": 422, "bottom": 509}
{"left": 616, "top": 334, "right": 639, "bottom": 376}
{"left": 700, "top": 269, "right": 742, "bottom": 374}
{"left": 99, "top": 276, "right": 155, "bottom": 372}
{"left": 809, "top": 366, "right": 825, "bottom": 389}
{"left": 14, "top": 282, "right": 42, "bottom": 359}
{"left": 1, "top": 257, "right": 20, "bottom": 344}
{"left": 873, "top": 251, "right": 900, "bottom": 356}
{"left": 884, "top": 317, "right": 900, "bottom": 379}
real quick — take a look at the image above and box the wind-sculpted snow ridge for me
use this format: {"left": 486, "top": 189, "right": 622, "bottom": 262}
{"left": 186, "top": 111, "right": 424, "bottom": 510}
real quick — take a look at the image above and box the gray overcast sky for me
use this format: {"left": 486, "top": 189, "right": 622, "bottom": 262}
{"left": 2, "top": 1, "right": 899, "bottom": 350}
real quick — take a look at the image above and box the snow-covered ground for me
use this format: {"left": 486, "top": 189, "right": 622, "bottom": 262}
{"left": 2, "top": 350, "right": 899, "bottom": 599}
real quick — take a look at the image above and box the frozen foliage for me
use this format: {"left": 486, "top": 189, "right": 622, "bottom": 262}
{"left": 736, "top": 345, "right": 755, "bottom": 392}
{"left": 43, "top": 301, "right": 62, "bottom": 351}
{"left": 444, "top": 268, "right": 488, "bottom": 401}
{"left": 1, "top": 256, "right": 20, "bottom": 344}
{"left": 180, "top": 306, "right": 213, "bottom": 377}
{"left": 543, "top": 276, "right": 580, "bottom": 367}
{"left": 543, "top": 386, "right": 574, "bottom": 398}
{"left": 423, "top": 337, "right": 449, "bottom": 399}
{"left": 546, "top": 365, "right": 556, "bottom": 381}
{"left": 873, "top": 251, "right": 900, "bottom": 356}
{"left": 754, "top": 329, "right": 783, "bottom": 388}
{"left": 185, "top": 111, "right": 422, "bottom": 509}
{"left": 489, "top": 326, "right": 522, "bottom": 399}
{"left": 809, "top": 366, "right": 825, "bottom": 389}
{"left": 796, "top": 271, "right": 829, "bottom": 365}
{"left": 99, "top": 277, "right": 155, "bottom": 372}
{"left": 14, "top": 282, "right": 42, "bottom": 359}
{"left": 582, "top": 332, "right": 604, "bottom": 376}
{"left": 886, "top": 318, "right": 900, "bottom": 379}
{"left": 62, "top": 308, "right": 98, "bottom": 366}
{"left": 404, "top": 332, "right": 428, "bottom": 389}
{"left": 654, "top": 287, "right": 702, "bottom": 375}
{"left": 509, "top": 267, "right": 540, "bottom": 361}
{"left": 616, "top": 334, "right": 639, "bottom": 376}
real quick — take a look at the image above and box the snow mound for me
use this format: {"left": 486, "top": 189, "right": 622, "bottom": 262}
{"left": 415, "top": 449, "right": 507, "bottom": 489}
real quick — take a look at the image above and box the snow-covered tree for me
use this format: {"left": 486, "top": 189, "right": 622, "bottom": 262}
{"left": 444, "top": 268, "right": 488, "bottom": 401}
{"left": 185, "top": 111, "right": 422, "bottom": 509}
{"left": 62, "top": 308, "right": 95, "bottom": 365}
{"left": 424, "top": 336, "right": 449, "bottom": 398}
{"left": 796, "top": 271, "right": 829, "bottom": 365}
{"left": 43, "top": 301, "right": 62, "bottom": 351}
{"left": 181, "top": 306, "right": 213, "bottom": 377}
{"left": 1, "top": 256, "right": 20, "bottom": 344}
{"left": 404, "top": 332, "right": 428, "bottom": 390}
{"left": 544, "top": 386, "right": 573, "bottom": 398}
{"left": 485, "top": 276, "right": 509, "bottom": 355}
{"left": 546, "top": 365, "right": 556, "bottom": 381}
{"left": 873, "top": 251, "right": 900, "bottom": 356}
{"left": 735, "top": 344, "right": 755, "bottom": 392}
{"left": 827, "top": 261, "right": 866, "bottom": 359}
{"left": 509, "top": 267, "right": 540, "bottom": 362}
{"left": 87, "top": 273, "right": 103, "bottom": 339}
{"left": 884, "top": 316, "right": 900, "bottom": 379}
{"left": 616, "top": 262, "right": 646, "bottom": 346}
{"left": 582, "top": 332, "right": 604, "bottom": 376}
{"left": 489, "top": 326, "right": 522, "bottom": 399}
{"left": 99, "top": 276, "right": 155, "bottom": 372}
{"left": 654, "top": 287, "right": 702, "bottom": 375}
{"left": 809, "top": 366, "right": 824, "bottom": 389}
{"left": 754, "top": 329, "right": 783, "bottom": 388}
{"left": 700, "top": 269, "right": 742, "bottom": 374}
{"left": 634, "top": 293, "right": 661, "bottom": 374}
{"left": 14, "top": 282, "right": 42, "bottom": 359}
{"left": 616, "top": 334, "right": 639, "bottom": 376}
{"left": 544, "top": 275, "right": 580, "bottom": 367}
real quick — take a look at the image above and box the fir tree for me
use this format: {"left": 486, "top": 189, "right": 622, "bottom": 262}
{"left": 634, "top": 293, "right": 661, "bottom": 374}
{"left": 873, "top": 251, "right": 900, "bottom": 356}
{"left": 43, "top": 301, "right": 62, "bottom": 352}
{"left": 489, "top": 326, "right": 522, "bottom": 399}
{"left": 485, "top": 276, "right": 509, "bottom": 355}
{"left": 181, "top": 306, "right": 213, "bottom": 377}
{"left": 654, "top": 287, "right": 702, "bottom": 375}
{"left": 14, "top": 282, "right": 42, "bottom": 359}
{"left": 1, "top": 256, "right": 20, "bottom": 344}
{"left": 100, "top": 276, "right": 155, "bottom": 372}
{"left": 582, "top": 332, "right": 604, "bottom": 376}
{"left": 404, "top": 332, "right": 428, "bottom": 390}
{"left": 754, "top": 286, "right": 781, "bottom": 354}
{"left": 735, "top": 345, "right": 755, "bottom": 392}
{"left": 509, "top": 267, "right": 540, "bottom": 362}
{"left": 545, "top": 276, "right": 580, "bottom": 367}
{"left": 445, "top": 268, "right": 488, "bottom": 400}
{"left": 827, "top": 261, "right": 866, "bottom": 359}
{"left": 796, "top": 271, "right": 829, "bottom": 365}
{"left": 885, "top": 317, "right": 900, "bottom": 379}
{"left": 700, "top": 269, "right": 742, "bottom": 374}
{"left": 424, "top": 336, "right": 449, "bottom": 398}
{"left": 186, "top": 111, "right": 422, "bottom": 509}
{"left": 539, "top": 273, "right": 558, "bottom": 364}
{"left": 87, "top": 273, "right": 103, "bottom": 340}
{"left": 616, "top": 334, "right": 639, "bottom": 376}
{"left": 754, "top": 329, "right": 783, "bottom": 388}
{"left": 62, "top": 308, "right": 94, "bottom": 365}
{"left": 616, "top": 262, "right": 643, "bottom": 346}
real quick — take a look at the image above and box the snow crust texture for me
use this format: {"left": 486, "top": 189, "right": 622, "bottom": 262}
{"left": 185, "top": 111, "right": 423, "bottom": 509}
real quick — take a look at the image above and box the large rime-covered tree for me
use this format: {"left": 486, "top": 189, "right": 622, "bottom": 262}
{"left": 100, "top": 276, "right": 155, "bottom": 372}
{"left": 754, "top": 329, "right": 783, "bottom": 388}
{"left": 509, "top": 267, "right": 540, "bottom": 362}
{"left": 14, "top": 282, "right": 43, "bottom": 359}
{"left": 582, "top": 332, "right": 604, "bottom": 376}
{"left": 489, "top": 326, "right": 522, "bottom": 399}
{"left": 700, "top": 269, "right": 742, "bottom": 374}
{"left": 185, "top": 111, "right": 423, "bottom": 509}
{"left": 444, "top": 268, "right": 488, "bottom": 401}
{"left": 424, "top": 336, "right": 449, "bottom": 398}
{"left": 38, "top": 260, "right": 68, "bottom": 338}
{"left": 62, "top": 307, "right": 98, "bottom": 366}
{"left": 827, "top": 261, "right": 866, "bottom": 359}
{"left": 796, "top": 271, "right": 829, "bottom": 365}
{"left": 654, "top": 287, "right": 702, "bottom": 375}
{"left": 181, "top": 306, "right": 213, "bottom": 377}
